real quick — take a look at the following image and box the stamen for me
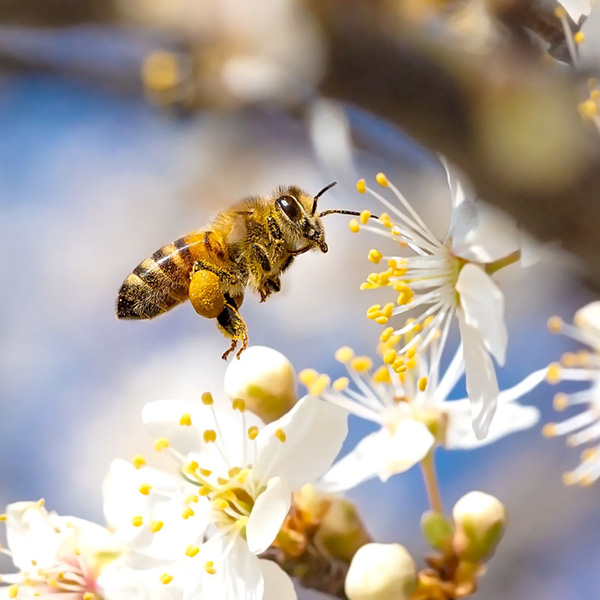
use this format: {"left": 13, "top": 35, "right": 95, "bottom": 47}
{"left": 360, "top": 210, "right": 371, "bottom": 224}
{"left": 186, "top": 545, "right": 200, "bottom": 557}
{"left": 547, "top": 316, "right": 563, "bottom": 333}
{"left": 205, "top": 561, "right": 216, "bottom": 575}
{"left": 351, "top": 357, "right": 373, "bottom": 372}
{"left": 139, "top": 483, "right": 152, "bottom": 495}
{"left": 8, "top": 585, "right": 18, "bottom": 599}
{"left": 232, "top": 399, "right": 246, "bottom": 412}
{"left": 309, "top": 374, "right": 330, "bottom": 396}
{"left": 203, "top": 430, "right": 217, "bottom": 443}
{"left": 132, "top": 454, "right": 146, "bottom": 469}
{"left": 248, "top": 426, "right": 259, "bottom": 440}
{"left": 546, "top": 363, "right": 561, "bottom": 384}
{"left": 150, "top": 520, "right": 164, "bottom": 533}
{"left": 182, "top": 506, "right": 195, "bottom": 519}
{"left": 179, "top": 413, "right": 192, "bottom": 426}
{"left": 201, "top": 392, "right": 214, "bottom": 405}
{"left": 275, "top": 428, "right": 287, "bottom": 443}
{"left": 418, "top": 376, "right": 428, "bottom": 392}
{"left": 553, "top": 393, "right": 569, "bottom": 411}
{"left": 299, "top": 368, "right": 319, "bottom": 386}
{"left": 368, "top": 249, "right": 383, "bottom": 264}
{"left": 356, "top": 179, "right": 366, "bottom": 193}
{"left": 131, "top": 516, "right": 143, "bottom": 527}
{"left": 155, "top": 437, "right": 170, "bottom": 452}
{"left": 333, "top": 377, "right": 349, "bottom": 391}
{"left": 160, "top": 573, "right": 173, "bottom": 585}
{"left": 349, "top": 219, "right": 360, "bottom": 233}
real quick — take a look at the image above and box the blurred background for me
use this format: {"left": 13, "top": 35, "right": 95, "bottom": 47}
{"left": 0, "top": 0, "right": 598, "bottom": 598}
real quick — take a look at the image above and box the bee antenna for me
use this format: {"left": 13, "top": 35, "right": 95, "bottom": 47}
{"left": 319, "top": 209, "right": 380, "bottom": 219}
{"left": 312, "top": 181, "right": 338, "bottom": 215}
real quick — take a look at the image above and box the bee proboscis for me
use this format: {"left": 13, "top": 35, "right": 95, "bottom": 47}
{"left": 116, "top": 182, "right": 367, "bottom": 359}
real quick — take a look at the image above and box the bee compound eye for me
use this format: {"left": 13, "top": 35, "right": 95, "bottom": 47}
{"left": 276, "top": 195, "right": 302, "bottom": 221}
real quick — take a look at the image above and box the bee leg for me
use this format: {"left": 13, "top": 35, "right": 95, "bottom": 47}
{"left": 217, "top": 302, "right": 249, "bottom": 361}
{"left": 192, "top": 260, "right": 244, "bottom": 286}
{"left": 258, "top": 275, "right": 281, "bottom": 302}
{"left": 280, "top": 255, "right": 294, "bottom": 273}
{"left": 252, "top": 243, "right": 272, "bottom": 273}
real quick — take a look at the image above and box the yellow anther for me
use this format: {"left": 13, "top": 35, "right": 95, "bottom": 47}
{"left": 562, "top": 471, "right": 576, "bottom": 486}
{"left": 356, "top": 179, "right": 366, "bottom": 193}
{"left": 131, "top": 516, "right": 143, "bottom": 527}
{"left": 351, "top": 356, "right": 373, "bottom": 372}
{"left": 383, "top": 348, "right": 397, "bottom": 365}
{"left": 376, "top": 172, "right": 389, "bottom": 187}
{"left": 373, "top": 365, "right": 391, "bottom": 384}
{"left": 83, "top": 594, "right": 94, "bottom": 600}
{"left": 203, "top": 429, "right": 217, "bottom": 443}
{"left": 150, "top": 520, "right": 164, "bottom": 533}
{"left": 379, "top": 213, "right": 393, "bottom": 228}
{"left": 160, "top": 573, "right": 173, "bottom": 585}
{"left": 201, "top": 392, "right": 214, "bottom": 405}
{"left": 185, "top": 544, "right": 200, "bottom": 557}
{"left": 566, "top": 435, "right": 579, "bottom": 448}
{"left": 0, "top": 514, "right": 6, "bottom": 522}
{"left": 8, "top": 585, "right": 18, "bottom": 599}
{"left": 182, "top": 506, "right": 195, "bottom": 519}
{"left": 236, "top": 468, "right": 250, "bottom": 483}
{"left": 553, "top": 393, "right": 569, "bottom": 411}
{"left": 214, "top": 499, "right": 228, "bottom": 510}
{"left": 335, "top": 346, "right": 355, "bottom": 363}
{"left": 406, "top": 358, "right": 416, "bottom": 370}
{"left": 199, "top": 486, "right": 211, "bottom": 496}
{"left": 375, "top": 316, "right": 389, "bottom": 325}
{"left": 368, "top": 249, "right": 383, "bottom": 264}
{"left": 155, "top": 437, "right": 169, "bottom": 452}
{"left": 388, "top": 258, "right": 398, "bottom": 268}
{"left": 185, "top": 460, "right": 199, "bottom": 474}
{"left": 581, "top": 448, "right": 598, "bottom": 462}
{"left": 49, "top": 578, "right": 58, "bottom": 588}
{"left": 360, "top": 210, "right": 371, "bottom": 224}
{"left": 574, "top": 31, "right": 585, "bottom": 43}
{"left": 248, "top": 426, "right": 259, "bottom": 440}
{"left": 275, "top": 428, "right": 287, "bottom": 443}
{"left": 205, "top": 561, "right": 216, "bottom": 575}
{"left": 579, "top": 99, "right": 597, "bottom": 119}
{"left": 580, "top": 474, "right": 595, "bottom": 487}
{"left": 139, "top": 483, "right": 152, "bottom": 496}
{"left": 407, "top": 346, "right": 417, "bottom": 358}
{"left": 179, "top": 413, "right": 192, "bottom": 426}
{"left": 299, "top": 368, "right": 319, "bottom": 386}
{"left": 232, "top": 399, "right": 246, "bottom": 412}
{"left": 309, "top": 374, "right": 330, "bottom": 397}
{"left": 217, "top": 477, "right": 229, "bottom": 485}
{"left": 236, "top": 515, "right": 249, "bottom": 529}
{"left": 547, "top": 316, "right": 563, "bottom": 333}
{"left": 349, "top": 219, "right": 360, "bottom": 233}
{"left": 546, "top": 363, "right": 561, "bottom": 384}
{"left": 382, "top": 303, "right": 394, "bottom": 319}
{"left": 554, "top": 6, "right": 567, "bottom": 18}
{"left": 132, "top": 454, "right": 146, "bottom": 469}
{"left": 542, "top": 423, "right": 557, "bottom": 438}
{"left": 367, "top": 304, "right": 382, "bottom": 319}
{"left": 37, "top": 499, "right": 45, "bottom": 508}
{"left": 380, "top": 327, "right": 394, "bottom": 343}
{"left": 561, "top": 352, "right": 577, "bottom": 367}
{"left": 333, "top": 377, "right": 349, "bottom": 391}
{"left": 592, "top": 90, "right": 600, "bottom": 100}
{"left": 418, "top": 377, "right": 428, "bottom": 392}
{"left": 199, "top": 467, "right": 212, "bottom": 477}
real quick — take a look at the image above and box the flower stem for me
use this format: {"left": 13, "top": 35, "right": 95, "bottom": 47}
{"left": 485, "top": 250, "right": 520, "bottom": 275}
{"left": 420, "top": 450, "right": 443, "bottom": 515}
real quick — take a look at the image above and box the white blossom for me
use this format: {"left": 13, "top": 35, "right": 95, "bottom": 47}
{"left": 103, "top": 392, "right": 347, "bottom": 600}
{"left": 301, "top": 338, "right": 545, "bottom": 492}
{"left": 352, "top": 161, "right": 526, "bottom": 437}
{"left": 544, "top": 302, "right": 600, "bottom": 485}
{"left": 0, "top": 500, "right": 122, "bottom": 600}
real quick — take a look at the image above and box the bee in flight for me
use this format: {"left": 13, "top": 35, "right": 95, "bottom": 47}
{"left": 116, "top": 182, "right": 368, "bottom": 359}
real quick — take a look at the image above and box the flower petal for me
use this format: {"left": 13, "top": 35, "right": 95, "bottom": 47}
{"left": 246, "top": 476, "right": 291, "bottom": 555}
{"left": 191, "top": 537, "right": 264, "bottom": 600}
{"left": 260, "top": 559, "right": 297, "bottom": 600}
{"left": 456, "top": 263, "right": 507, "bottom": 365}
{"left": 457, "top": 308, "right": 499, "bottom": 440}
{"left": 318, "top": 430, "right": 388, "bottom": 493}
{"left": 253, "top": 396, "right": 348, "bottom": 489}
{"left": 379, "top": 419, "right": 435, "bottom": 481}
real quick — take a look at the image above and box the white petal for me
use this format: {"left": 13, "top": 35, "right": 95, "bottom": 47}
{"left": 192, "top": 537, "right": 264, "bottom": 600}
{"left": 246, "top": 477, "right": 291, "bottom": 555}
{"left": 456, "top": 264, "right": 507, "bottom": 365}
{"left": 457, "top": 308, "right": 499, "bottom": 440}
{"left": 253, "top": 396, "right": 348, "bottom": 489}
{"left": 318, "top": 430, "right": 388, "bottom": 493}
{"left": 5, "top": 502, "right": 62, "bottom": 570}
{"left": 379, "top": 420, "right": 435, "bottom": 481}
{"left": 260, "top": 559, "right": 297, "bottom": 600}
{"left": 574, "top": 301, "right": 600, "bottom": 349}
{"left": 99, "top": 564, "right": 183, "bottom": 600}
{"left": 445, "top": 401, "right": 539, "bottom": 449}
{"left": 561, "top": 0, "right": 591, "bottom": 22}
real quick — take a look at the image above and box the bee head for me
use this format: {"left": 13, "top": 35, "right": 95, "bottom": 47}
{"left": 274, "top": 184, "right": 336, "bottom": 254}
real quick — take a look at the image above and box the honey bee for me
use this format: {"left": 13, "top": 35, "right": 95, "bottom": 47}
{"left": 116, "top": 182, "right": 365, "bottom": 359}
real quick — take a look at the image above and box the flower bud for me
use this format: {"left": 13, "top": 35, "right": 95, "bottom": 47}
{"left": 314, "top": 496, "right": 371, "bottom": 563}
{"left": 452, "top": 491, "right": 507, "bottom": 563}
{"left": 223, "top": 346, "right": 297, "bottom": 422}
{"left": 421, "top": 510, "right": 453, "bottom": 551}
{"left": 345, "top": 543, "right": 417, "bottom": 600}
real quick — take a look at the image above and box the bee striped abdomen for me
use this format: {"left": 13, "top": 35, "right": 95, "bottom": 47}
{"left": 116, "top": 234, "right": 200, "bottom": 320}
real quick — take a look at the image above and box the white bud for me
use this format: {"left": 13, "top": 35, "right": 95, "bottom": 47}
{"left": 345, "top": 543, "right": 416, "bottom": 600}
{"left": 452, "top": 491, "right": 507, "bottom": 562}
{"left": 223, "top": 346, "right": 297, "bottom": 423}
{"left": 574, "top": 301, "right": 600, "bottom": 348}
